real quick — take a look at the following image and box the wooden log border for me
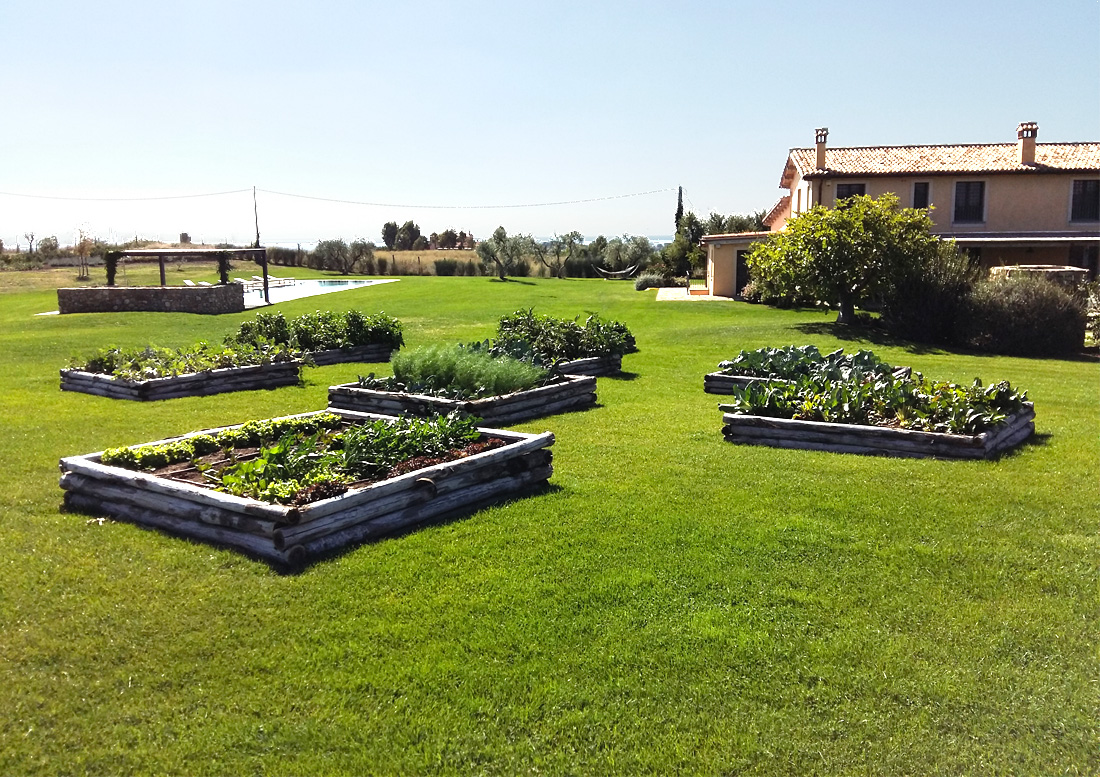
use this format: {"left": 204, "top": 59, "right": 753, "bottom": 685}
{"left": 307, "top": 344, "right": 396, "bottom": 366}
{"left": 720, "top": 403, "right": 1035, "bottom": 459}
{"left": 58, "top": 409, "right": 555, "bottom": 565}
{"left": 59, "top": 362, "right": 302, "bottom": 401}
{"left": 556, "top": 354, "right": 622, "bottom": 377}
{"left": 327, "top": 375, "right": 597, "bottom": 426}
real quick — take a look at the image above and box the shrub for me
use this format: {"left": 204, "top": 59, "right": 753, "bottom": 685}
{"left": 228, "top": 310, "right": 404, "bottom": 352}
{"left": 434, "top": 258, "right": 458, "bottom": 276}
{"left": 879, "top": 241, "right": 980, "bottom": 344}
{"left": 634, "top": 272, "right": 685, "bottom": 291}
{"left": 494, "top": 309, "right": 637, "bottom": 361}
{"left": 962, "top": 274, "right": 1086, "bottom": 356}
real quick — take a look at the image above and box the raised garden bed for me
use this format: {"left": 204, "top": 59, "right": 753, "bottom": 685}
{"left": 227, "top": 310, "right": 404, "bottom": 366}
{"left": 328, "top": 375, "right": 597, "bottom": 426}
{"left": 59, "top": 409, "right": 555, "bottom": 566}
{"left": 721, "top": 404, "right": 1034, "bottom": 459}
{"left": 307, "top": 343, "right": 397, "bottom": 366}
{"left": 60, "top": 362, "right": 301, "bottom": 401}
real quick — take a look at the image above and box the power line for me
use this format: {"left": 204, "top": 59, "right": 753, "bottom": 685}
{"left": 0, "top": 188, "right": 252, "bottom": 202}
{"left": 256, "top": 187, "right": 676, "bottom": 210}
{"left": 0, "top": 185, "right": 675, "bottom": 210}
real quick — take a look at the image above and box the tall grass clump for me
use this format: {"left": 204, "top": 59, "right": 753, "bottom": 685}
{"left": 387, "top": 343, "right": 548, "bottom": 398}
{"left": 961, "top": 274, "right": 1087, "bottom": 356}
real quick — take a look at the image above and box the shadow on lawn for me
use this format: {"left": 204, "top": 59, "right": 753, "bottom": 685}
{"left": 287, "top": 481, "right": 563, "bottom": 575}
{"left": 795, "top": 322, "right": 1098, "bottom": 363}
{"left": 792, "top": 321, "right": 950, "bottom": 355}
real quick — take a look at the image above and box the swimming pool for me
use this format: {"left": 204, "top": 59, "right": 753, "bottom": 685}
{"left": 243, "top": 278, "right": 400, "bottom": 306}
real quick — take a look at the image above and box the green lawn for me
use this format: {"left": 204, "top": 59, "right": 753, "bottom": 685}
{"left": 1, "top": 270, "right": 1097, "bottom": 775}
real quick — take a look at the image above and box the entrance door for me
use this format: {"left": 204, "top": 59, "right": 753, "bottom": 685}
{"left": 735, "top": 251, "right": 750, "bottom": 296}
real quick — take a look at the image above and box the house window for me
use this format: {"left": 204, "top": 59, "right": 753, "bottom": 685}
{"left": 1071, "top": 179, "right": 1100, "bottom": 221}
{"left": 912, "top": 181, "right": 930, "bottom": 209}
{"left": 835, "top": 183, "right": 865, "bottom": 202}
{"left": 954, "top": 181, "right": 985, "bottom": 223}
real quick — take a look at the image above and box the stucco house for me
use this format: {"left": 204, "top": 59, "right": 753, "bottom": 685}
{"left": 702, "top": 123, "right": 1100, "bottom": 298}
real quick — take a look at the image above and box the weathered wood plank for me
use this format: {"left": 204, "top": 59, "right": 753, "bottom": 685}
{"left": 60, "top": 472, "right": 280, "bottom": 535}
{"left": 60, "top": 363, "right": 301, "bottom": 401}
{"left": 292, "top": 464, "right": 553, "bottom": 559}
{"left": 308, "top": 344, "right": 395, "bottom": 366}
{"left": 63, "top": 491, "right": 287, "bottom": 563}
{"left": 556, "top": 355, "right": 622, "bottom": 376}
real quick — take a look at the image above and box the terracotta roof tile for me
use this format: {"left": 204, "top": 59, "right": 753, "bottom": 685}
{"left": 788, "top": 142, "right": 1100, "bottom": 179}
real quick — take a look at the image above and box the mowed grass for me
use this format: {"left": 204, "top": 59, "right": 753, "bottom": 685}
{"left": 1, "top": 270, "right": 1097, "bottom": 775}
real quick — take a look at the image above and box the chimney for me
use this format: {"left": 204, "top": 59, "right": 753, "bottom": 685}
{"left": 815, "top": 127, "right": 828, "bottom": 169}
{"left": 1017, "top": 121, "right": 1038, "bottom": 165}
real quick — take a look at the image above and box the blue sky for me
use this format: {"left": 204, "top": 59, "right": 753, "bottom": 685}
{"left": 2, "top": 0, "right": 1098, "bottom": 248}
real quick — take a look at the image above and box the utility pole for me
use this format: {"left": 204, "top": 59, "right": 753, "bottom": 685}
{"left": 253, "top": 186, "right": 261, "bottom": 248}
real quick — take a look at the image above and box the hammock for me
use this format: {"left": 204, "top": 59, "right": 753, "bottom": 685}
{"left": 592, "top": 262, "right": 641, "bottom": 279}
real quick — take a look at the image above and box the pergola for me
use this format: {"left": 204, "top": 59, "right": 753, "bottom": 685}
{"left": 105, "top": 247, "right": 272, "bottom": 303}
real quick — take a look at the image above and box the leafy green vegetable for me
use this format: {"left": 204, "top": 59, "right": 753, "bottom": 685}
{"left": 227, "top": 309, "right": 404, "bottom": 352}
{"left": 718, "top": 345, "right": 896, "bottom": 382}
{"left": 72, "top": 341, "right": 300, "bottom": 381}
{"left": 101, "top": 412, "right": 484, "bottom": 505}
{"left": 494, "top": 309, "right": 636, "bottom": 362}
{"left": 720, "top": 369, "right": 1028, "bottom": 435}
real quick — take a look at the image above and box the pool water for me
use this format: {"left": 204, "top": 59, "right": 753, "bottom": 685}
{"left": 244, "top": 278, "right": 400, "bottom": 306}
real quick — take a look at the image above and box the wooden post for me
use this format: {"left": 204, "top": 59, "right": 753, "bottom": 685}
{"left": 159, "top": 257, "right": 166, "bottom": 286}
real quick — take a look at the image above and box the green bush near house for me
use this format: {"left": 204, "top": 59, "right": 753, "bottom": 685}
{"left": 962, "top": 274, "right": 1087, "bottom": 356}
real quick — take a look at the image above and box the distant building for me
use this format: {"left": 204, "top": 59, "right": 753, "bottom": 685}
{"left": 702, "top": 123, "right": 1100, "bottom": 297}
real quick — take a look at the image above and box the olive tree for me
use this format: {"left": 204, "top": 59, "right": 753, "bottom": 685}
{"left": 746, "top": 193, "right": 938, "bottom": 324}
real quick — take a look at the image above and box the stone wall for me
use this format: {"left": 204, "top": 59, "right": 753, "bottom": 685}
{"left": 57, "top": 284, "right": 246, "bottom": 315}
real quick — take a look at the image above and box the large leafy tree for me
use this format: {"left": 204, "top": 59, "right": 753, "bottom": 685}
{"left": 395, "top": 220, "right": 421, "bottom": 251}
{"left": 313, "top": 238, "right": 351, "bottom": 273}
{"left": 437, "top": 229, "right": 458, "bottom": 249}
{"left": 746, "top": 193, "right": 938, "bottom": 324}
{"left": 381, "top": 222, "right": 398, "bottom": 250}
